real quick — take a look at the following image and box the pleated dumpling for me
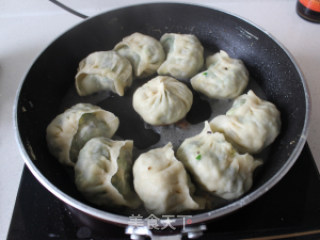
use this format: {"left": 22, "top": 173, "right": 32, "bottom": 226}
{"left": 210, "top": 90, "right": 281, "bottom": 154}
{"left": 75, "top": 137, "right": 141, "bottom": 209}
{"left": 177, "top": 122, "right": 262, "bottom": 200}
{"left": 157, "top": 33, "right": 204, "bottom": 79}
{"left": 75, "top": 51, "right": 133, "bottom": 96}
{"left": 191, "top": 50, "right": 249, "bottom": 99}
{"left": 46, "top": 103, "right": 119, "bottom": 166}
{"left": 132, "top": 76, "right": 193, "bottom": 125}
{"left": 114, "top": 32, "right": 165, "bottom": 78}
{"left": 133, "top": 143, "right": 203, "bottom": 214}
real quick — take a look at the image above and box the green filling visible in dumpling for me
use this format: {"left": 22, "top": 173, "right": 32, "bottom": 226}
{"left": 75, "top": 138, "right": 140, "bottom": 209}
{"left": 111, "top": 148, "right": 134, "bottom": 200}
{"left": 77, "top": 74, "right": 114, "bottom": 96}
{"left": 69, "top": 113, "right": 113, "bottom": 163}
{"left": 117, "top": 47, "right": 141, "bottom": 75}
{"left": 82, "top": 145, "right": 111, "bottom": 199}
{"left": 161, "top": 37, "right": 174, "bottom": 54}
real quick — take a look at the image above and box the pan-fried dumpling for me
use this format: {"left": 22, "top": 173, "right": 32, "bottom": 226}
{"left": 132, "top": 76, "right": 193, "bottom": 125}
{"left": 75, "top": 51, "right": 133, "bottom": 96}
{"left": 177, "top": 122, "right": 262, "bottom": 200}
{"left": 210, "top": 90, "right": 281, "bottom": 154}
{"left": 46, "top": 103, "right": 119, "bottom": 166}
{"left": 157, "top": 33, "right": 204, "bottom": 79}
{"left": 75, "top": 137, "right": 141, "bottom": 209}
{"left": 114, "top": 32, "right": 165, "bottom": 78}
{"left": 191, "top": 50, "right": 249, "bottom": 99}
{"left": 133, "top": 143, "right": 203, "bottom": 214}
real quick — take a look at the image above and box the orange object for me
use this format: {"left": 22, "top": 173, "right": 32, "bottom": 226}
{"left": 299, "top": 0, "right": 320, "bottom": 12}
{"left": 297, "top": 0, "right": 320, "bottom": 22}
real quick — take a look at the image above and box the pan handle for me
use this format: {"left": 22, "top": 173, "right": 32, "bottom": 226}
{"left": 125, "top": 225, "right": 207, "bottom": 239}
{"left": 49, "top": 0, "right": 88, "bottom": 19}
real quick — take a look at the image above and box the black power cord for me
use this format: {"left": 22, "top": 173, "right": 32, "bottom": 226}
{"left": 49, "top": 0, "right": 88, "bottom": 19}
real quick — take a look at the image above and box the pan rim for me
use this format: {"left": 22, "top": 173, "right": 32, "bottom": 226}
{"left": 13, "top": 2, "right": 311, "bottom": 227}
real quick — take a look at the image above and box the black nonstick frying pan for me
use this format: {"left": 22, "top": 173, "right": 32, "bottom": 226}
{"left": 14, "top": 3, "right": 310, "bottom": 238}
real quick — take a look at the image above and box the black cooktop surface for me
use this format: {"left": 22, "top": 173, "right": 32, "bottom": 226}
{"left": 7, "top": 145, "right": 320, "bottom": 240}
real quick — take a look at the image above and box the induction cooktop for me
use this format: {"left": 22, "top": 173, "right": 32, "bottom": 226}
{"left": 7, "top": 144, "right": 320, "bottom": 240}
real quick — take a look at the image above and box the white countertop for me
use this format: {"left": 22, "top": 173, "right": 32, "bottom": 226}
{"left": 1, "top": 0, "right": 319, "bottom": 239}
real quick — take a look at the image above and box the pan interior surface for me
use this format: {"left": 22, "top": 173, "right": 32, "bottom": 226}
{"left": 15, "top": 3, "right": 309, "bottom": 226}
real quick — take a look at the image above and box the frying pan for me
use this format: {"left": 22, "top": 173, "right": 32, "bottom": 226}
{"left": 14, "top": 2, "right": 310, "bottom": 238}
